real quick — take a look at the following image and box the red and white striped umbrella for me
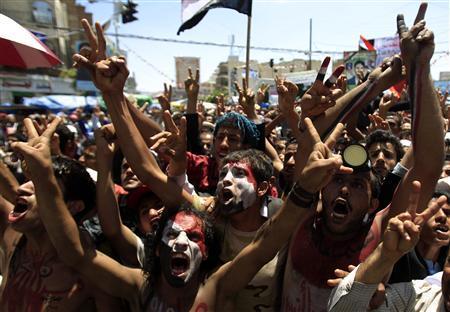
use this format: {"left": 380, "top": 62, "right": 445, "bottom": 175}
{"left": 0, "top": 14, "right": 62, "bottom": 69}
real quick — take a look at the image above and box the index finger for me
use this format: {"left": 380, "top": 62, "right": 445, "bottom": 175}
{"left": 407, "top": 180, "right": 421, "bottom": 217}
{"left": 81, "top": 19, "right": 98, "bottom": 54}
{"left": 397, "top": 14, "right": 409, "bottom": 39}
{"left": 324, "top": 123, "right": 344, "bottom": 150}
{"left": 164, "top": 83, "right": 168, "bottom": 94}
{"left": 303, "top": 117, "right": 321, "bottom": 145}
{"left": 234, "top": 81, "right": 242, "bottom": 93}
{"left": 24, "top": 118, "right": 39, "bottom": 139}
{"left": 42, "top": 117, "right": 61, "bottom": 139}
{"left": 417, "top": 195, "right": 447, "bottom": 226}
{"left": 162, "top": 111, "right": 179, "bottom": 134}
{"left": 315, "top": 56, "right": 331, "bottom": 82}
{"left": 188, "top": 68, "right": 193, "bottom": 79}
{"left": 179, "top": 117, "right": 187, "bottom": 143}
{"left": 413, "top": 2, "right": 428, "bottom": 25}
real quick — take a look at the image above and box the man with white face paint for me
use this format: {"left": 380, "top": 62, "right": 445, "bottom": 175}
{"left": 215, "top": 149, "right": 281, "bottom": 311}
{"left": 217, "top": 162, "right": 258, "bottom": 215}
{"left": 159, "top": 211, "right": 208, "bottom": 288}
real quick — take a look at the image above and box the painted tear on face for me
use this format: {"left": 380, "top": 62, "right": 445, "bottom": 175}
{"left": 217, "top": 162, "right": 258, "bottom": 216}
{"left": 160, "top": 211, "right": 206, "bottom": 288}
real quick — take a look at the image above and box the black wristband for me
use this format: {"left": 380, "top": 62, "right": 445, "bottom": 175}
{"left": 287, "top": 183, "right": 316, "bottom": 208}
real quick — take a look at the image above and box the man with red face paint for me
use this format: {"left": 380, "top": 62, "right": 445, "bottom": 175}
{"left": 15, "top": 81, "right": 350, "bottom": 311}
{"left": 215, "top": 149, "right": 279, "bottom": 311}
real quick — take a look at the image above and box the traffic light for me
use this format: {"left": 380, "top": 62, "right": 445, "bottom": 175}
{"left": 122, "top": 0, "right": 138, "bottom": 24}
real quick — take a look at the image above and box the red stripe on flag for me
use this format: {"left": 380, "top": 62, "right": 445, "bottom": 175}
{"left": 359, "top": 35, "right": 375, "bottom": 51}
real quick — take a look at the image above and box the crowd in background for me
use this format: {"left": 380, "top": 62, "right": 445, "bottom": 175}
{"left": 2, "top": 3, "right": 450, "bottom": 312}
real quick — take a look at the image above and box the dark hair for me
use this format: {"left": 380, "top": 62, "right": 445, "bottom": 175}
{"left": 56, "top": 124, "right": 75, "bottom": 152}
{"left": 221, "top": 149, "right": 273, "bottom": 185}
{"left": 82, "top": 138, "right": 96, "bottom": 149}
{"left": 142, "top": 203, "right": 220, "bottom": 289}
{"left": 369, "top": 171, "right": 382, "bottom": 199}
{"left": 52, "top": 155, "right": 96, "bottom": 222}
{"left": 365, "top": 129, "right": 404, "bottom": 162}
{"left": 214, "top": 112, "right": 260, "bottom": 148}
{"left": 354, "top": 60, "right": 366, "bottom": 68}
{"left": 112, "top": 148, "right": 124, "bottom": 185}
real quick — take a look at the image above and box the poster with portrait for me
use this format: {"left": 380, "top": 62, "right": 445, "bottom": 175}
{"left": 343, "top": 51, "right": 377, "bottom": 89}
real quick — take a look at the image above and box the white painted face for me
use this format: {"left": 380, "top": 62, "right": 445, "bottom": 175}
{"left": 217, "top": 162, "right": 258, "bottom": 215}
{"left": 160, "top": 211, "right": 206, "bottom": 287}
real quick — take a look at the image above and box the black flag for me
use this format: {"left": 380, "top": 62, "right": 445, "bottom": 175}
{"left": 178, "top": 0, "right": 252, "bottom": 35}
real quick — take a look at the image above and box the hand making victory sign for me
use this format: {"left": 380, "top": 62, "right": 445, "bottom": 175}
{"left": 383, "top": 181, "right": 446, "bottom": 256}
{"left": 157, "top": 83, "right": 173, "bottom": 112}
{"left": 185, "top": 68, "right": 200, "bottom": 113}
{"left": 299, "top": 56, "right": 345, "bottom": 121}
{"left": 397, "top": 2, "right": 431, "bottom": 72}
{"left": 73, "top": 19, "right": 128, "bottom": 94}
{"left": 11, "top": 117, "right": 61, "bottom": 179}
{"left": 234, "top": 78, "right": 257, "bottom": 120}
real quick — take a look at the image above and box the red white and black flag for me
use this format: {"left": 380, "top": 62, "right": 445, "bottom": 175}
{"left": 178, "top": 0, "right": 252, "bottom": 35}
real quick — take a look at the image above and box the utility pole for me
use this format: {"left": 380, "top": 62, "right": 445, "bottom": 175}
{"left": 308, "top": 18, "right": 312, "bottom": 70}
{"left": 113, "top": 0, "right": 121, "bottom": 51}
{"left": 228, "top": 34, "right": 235, "bottom": 97}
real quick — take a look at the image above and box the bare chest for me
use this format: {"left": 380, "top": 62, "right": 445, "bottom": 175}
{"left": 1, "top": 237, "right": 89, "bottom": 311}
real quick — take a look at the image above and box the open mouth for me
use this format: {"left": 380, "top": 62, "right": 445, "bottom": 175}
{"left": 8, "top": 199, "right": 29, "bottom": 223}
{"left": 434, "top": 224, "right": 450, "bottom": 238}
{"left": 373, "top": 165, "right": 387, "bottom": 174}
{"left": 170, "top": 253, "right": 190, "bottom": 276}
{"left": 221, "top": 189, "right": 234, "bottom": 204}
{"left": 331, "top": 198, "right": 350, "bottom": 220}
{"left": 217, "top": 151, "right": 228, "bottom": 159}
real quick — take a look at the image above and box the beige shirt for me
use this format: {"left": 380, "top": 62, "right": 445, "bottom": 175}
{"left": 328, "top": 265, "right": 446, "bottom": 312}
{"left": 219, "top": 222, "right": 279, "bottom": 312}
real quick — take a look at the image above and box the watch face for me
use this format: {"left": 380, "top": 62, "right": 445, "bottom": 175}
{"left": 343, "top": 144, "right": 367, "bottom": 168}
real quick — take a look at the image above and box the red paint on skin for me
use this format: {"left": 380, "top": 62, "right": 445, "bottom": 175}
{"left": 227, "top": 162, "right": 258, "bottom": 188}
{"left": 195, "top": 302, "right": 208, "bottom": 312}
{"left": 3, "top": 251, "right": 80, "bottom": 310}
{"left": 171, "top": 211, "right": 207, "bottom": 257}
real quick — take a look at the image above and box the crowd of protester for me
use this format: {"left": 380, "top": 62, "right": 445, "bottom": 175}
{"left": 2, "top": 3, "right": 450, "bottom": 311}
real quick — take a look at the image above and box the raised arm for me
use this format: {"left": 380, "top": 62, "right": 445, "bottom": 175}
{"left": 125, "top": 96, "right": 163, "bottom": 145}
{"left": 0, "top": 160, "right": 19, "bottom": 204}
{"left": 12, "top": 117, "right": 143, "bottom": 301}
{"left": 193, "top": 119, "right": 352, "bottom": 309}
{"left": 328, "top": 181, "right": 444, "bottom": 311}
{"left": 381, "top": 3, "right": 444, "bottom": 229}
{"left": 75, "top": 19, "right": 161, "bottom": 146}
{"left": 73, "top": 20, "right": 192, "bottom": 208}
{"left": 95, "top": 125, "right": 142, "bottom": 267}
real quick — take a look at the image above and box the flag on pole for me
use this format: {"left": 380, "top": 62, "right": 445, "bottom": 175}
{"left": 359, "top": 35, "right": 375, "bottom": 51}
{"left": 178, "top": 0, "right": 252, "bottom": 35}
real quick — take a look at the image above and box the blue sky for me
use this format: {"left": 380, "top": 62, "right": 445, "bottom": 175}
{"left": 76, "top": 0, "right": 449, "bottom": 93}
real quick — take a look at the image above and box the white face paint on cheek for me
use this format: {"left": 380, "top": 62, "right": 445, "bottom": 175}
{"left": 235, "top": 176, "right": 257, "bottom": 209}
{"left": 161, "top": 220, "right": 204, "bottom": 282}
